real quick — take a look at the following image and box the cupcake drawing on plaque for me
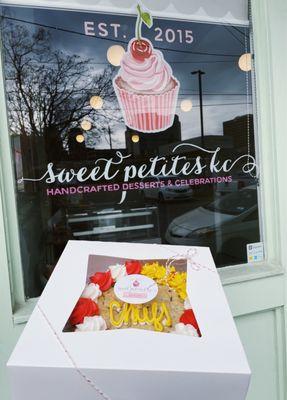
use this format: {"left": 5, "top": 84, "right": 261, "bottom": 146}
{"left": 113, "top": 5, "right": 180, "bottom": 133}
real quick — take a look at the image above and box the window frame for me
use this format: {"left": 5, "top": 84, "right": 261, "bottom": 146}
{"left": 0, "top": 0, "right": 284, "bottom": 324}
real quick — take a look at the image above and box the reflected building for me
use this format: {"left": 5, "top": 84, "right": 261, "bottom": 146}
{"left": 158, "top": 134, "right": 233, "bottom": 157}
{"left": 11, "top": 133, "right": 47, "bottom": 193}
{"left": 125, "top": 114, "right": 182, "bottom": 156}
{"left": 223, "top": 114, "right": 255, "bottom": 155}
{"left": 67, "top": 128, "right": 127, "bottom": 161}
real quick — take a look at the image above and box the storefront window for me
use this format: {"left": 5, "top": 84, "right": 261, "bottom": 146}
{"left": 0, "top": 4, "right": 260, "bottom": 298}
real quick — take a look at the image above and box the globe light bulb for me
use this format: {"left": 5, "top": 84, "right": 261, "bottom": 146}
{"left": 107, "top": 45, "right": 125, "bottom": 66}
{"left": 180, "top": 99, "right": 193, "bottom": 112}
{"left": 90, "top": 95, "right": 103, "bottom": 110}
{"left": 131, "top": 134, "right": 139, "bottom": 143}
{"left": 76, "top": 134, "right": 85, "bottom": 143}
{"left": 238, "top": 53, "right": 252, "bottom": 72}
{"left": 81, "top": 120, "right": 92, "bottom": 131}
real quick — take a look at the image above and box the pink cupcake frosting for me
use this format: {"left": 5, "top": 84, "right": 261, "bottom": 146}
{"left": 120, "top": 39, "right": 172, "bottom": 93}
{"left": 113, "top": 38, "right": 180, "bottom": 133}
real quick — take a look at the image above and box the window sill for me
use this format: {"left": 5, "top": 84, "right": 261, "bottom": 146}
{"left": 13, "top": 298, "right": 38, "bottom": 325}
{"left": 12, "top": 261, "right": 285, "bottom": 325}
{"left": 220, "top": 261, "right": 285, "bottom": 317}
{"left": 219, "top": 261, "right": 285, "bottom": 285}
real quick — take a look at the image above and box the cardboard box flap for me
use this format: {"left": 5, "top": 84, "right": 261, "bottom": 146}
{"left": 8, "top": 241, "right": 250, "bottom": 376}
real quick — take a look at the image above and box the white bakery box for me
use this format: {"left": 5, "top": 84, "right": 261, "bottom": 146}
{"left": 7, "top": 241, "right": 251, "bottom": 400}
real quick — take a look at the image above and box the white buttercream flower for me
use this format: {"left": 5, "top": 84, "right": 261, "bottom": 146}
{"left": 174, "top": 323, "right": 199, "bottom": 337}
{"left": 75, "top": 316, "right": 107, "bottom": 332}
{"left": 184, "top": 297, "right": 192, "bottom": 310}
{"left": 108, "top": 263, "right": 127, "bottom": 280}
{"left": 81, "top": 283, "right": 102, "bottom": 302}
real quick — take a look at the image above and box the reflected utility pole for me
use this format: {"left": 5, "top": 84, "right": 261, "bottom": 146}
{"left": 107, "top": 125, "right": 112, "bottom": 149}
{"left": 191, "top": 70, "right": 205, "bottom": 147}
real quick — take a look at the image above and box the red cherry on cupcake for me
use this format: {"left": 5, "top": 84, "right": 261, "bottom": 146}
{"left": 131, "top": 39, "right": 152, "bottom": 61}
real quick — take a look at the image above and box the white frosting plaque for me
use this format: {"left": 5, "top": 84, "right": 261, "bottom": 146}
{"left": 114, "top": 274, "right": 158, "bottom": 304}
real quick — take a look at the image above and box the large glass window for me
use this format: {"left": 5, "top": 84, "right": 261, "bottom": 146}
{"left": 0, "top": 5, "right": 260, "bottom": 298}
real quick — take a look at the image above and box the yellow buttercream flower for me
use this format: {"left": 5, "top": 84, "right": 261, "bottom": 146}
{"left": 167, "top": 271, "right": 186, "bottom": 288}
{"left": 155, "top": 265, "right": 167, "bottom": 280}
{"left": 142, "top": 262, "right": 176, "bottom": 283}
{"left": 177, "top": 285, "right": 188, "bottom": 300}
{"left": 141, "top": 262, "right": 160, "bottom": 279}
{"left": 167, "top": 271, "right": 187, "bottom": 299}
{"left": 157, "top": 265, "right": 176, "bottom": 285}
{"left": 141, "top": 263, "right": 187, "bottom": 299}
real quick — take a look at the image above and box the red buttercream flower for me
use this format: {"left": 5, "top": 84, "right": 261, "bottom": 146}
{"left": 125, "top": 260, "right": 142, "bottom": 275}
{"left": 69, "top": 297, "right": 99, "bottom": 326}
{"left": 90, "top": 270, "right": 113, "bottom": 291}
{"left": 179, "top": 309, "right": 199, "bottom": 331}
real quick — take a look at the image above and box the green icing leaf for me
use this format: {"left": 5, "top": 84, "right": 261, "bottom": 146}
{"left": 141, "top": 12, "right": 153, "bottom": 28}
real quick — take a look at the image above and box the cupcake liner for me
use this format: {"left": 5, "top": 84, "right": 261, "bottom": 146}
{"left": 114, "top": 77, "right": 180, "bottom": 133}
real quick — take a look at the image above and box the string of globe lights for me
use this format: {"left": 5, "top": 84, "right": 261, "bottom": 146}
{"left": 76, "top": 45, "right": 252, "bottom": 143}
{"left": 2, "top": 15, "right": 252, "bottom": 146}
{"left": 77, "top": 42, "right": 252, "bottom": 145}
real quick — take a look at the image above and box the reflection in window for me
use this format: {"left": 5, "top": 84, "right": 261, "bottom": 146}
{"left": 204, "top": 188, "right": 257, "bottom": 215}
{"left": 0, "top": 5, "right": 260, "bottom": 298}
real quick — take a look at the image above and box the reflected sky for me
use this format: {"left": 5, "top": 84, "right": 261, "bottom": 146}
{"left": 1, "top": 5, "right": 252, "bottom": 148}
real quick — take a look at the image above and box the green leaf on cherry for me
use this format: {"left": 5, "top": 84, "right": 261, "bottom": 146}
{"left": 141, "top": 12, "right": 153, "bottom": 28}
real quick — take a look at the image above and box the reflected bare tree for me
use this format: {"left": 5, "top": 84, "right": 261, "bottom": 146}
{"left": 2, "top": 22, "right": 123, "bottom": 157}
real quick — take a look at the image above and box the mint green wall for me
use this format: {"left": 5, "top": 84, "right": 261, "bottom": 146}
{"left": 0, "top": 1, "right": 287, "bottom": 399}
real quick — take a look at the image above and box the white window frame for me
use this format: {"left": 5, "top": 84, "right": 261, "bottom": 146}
{"left": 0, "top": 0, "right": 285, "bottom": 324}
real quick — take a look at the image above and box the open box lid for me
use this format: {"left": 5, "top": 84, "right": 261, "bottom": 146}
{"left": 8, "top": 241, "right": 250, "bottom": 376}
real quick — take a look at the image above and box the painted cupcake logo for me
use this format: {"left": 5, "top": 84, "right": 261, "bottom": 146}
{"left": 113, "top": 4, "right": 180, "bottom": 133}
